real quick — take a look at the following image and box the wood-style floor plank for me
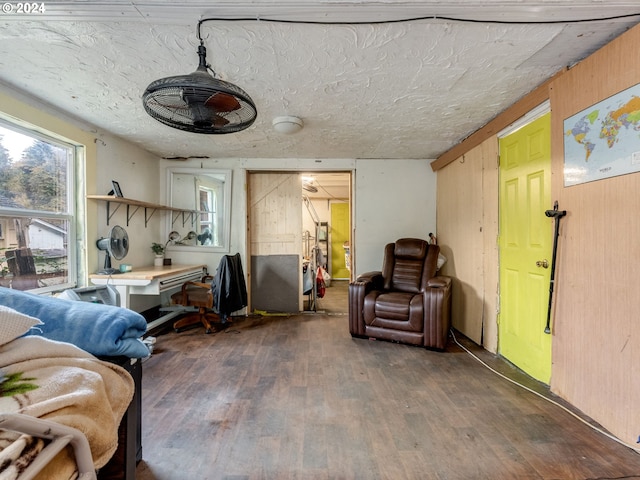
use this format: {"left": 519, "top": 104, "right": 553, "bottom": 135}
{"left": 136, "top": 282, "right": 640, "bottom": 480}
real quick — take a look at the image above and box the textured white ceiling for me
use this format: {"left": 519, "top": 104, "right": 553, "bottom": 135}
{"left": 0, "top": 1, "right": 638, "bottom": 161}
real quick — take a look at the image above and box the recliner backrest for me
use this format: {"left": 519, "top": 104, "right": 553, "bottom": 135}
{"left": 382, "top": 238, "right": 439, "bottom": 293}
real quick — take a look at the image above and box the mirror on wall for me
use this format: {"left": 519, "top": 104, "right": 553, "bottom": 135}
{"left": 165, "top": 168, "right": 232, "bottom": 253}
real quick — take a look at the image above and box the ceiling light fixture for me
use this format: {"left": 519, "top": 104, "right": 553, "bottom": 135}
{"left": 302, "top": 175, "right": 317, "bottom": 192}
{"left": 273, "top": 115, "right": 303, "bottom": 134}
{"left": 142, "top": 22, "right": 257, "bottom": 134}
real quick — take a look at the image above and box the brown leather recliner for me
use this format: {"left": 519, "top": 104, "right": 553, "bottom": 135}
{"left": 348, "top": 238, "right": 452, "bottom": 350}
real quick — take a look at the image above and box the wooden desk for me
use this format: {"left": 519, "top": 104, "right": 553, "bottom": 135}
{"left": 90, "top": 264, "right": 205, "bottom": 331}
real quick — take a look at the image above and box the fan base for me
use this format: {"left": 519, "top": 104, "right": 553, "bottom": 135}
{"left": 96, "top": 268, "right": 121, "bottom": 275}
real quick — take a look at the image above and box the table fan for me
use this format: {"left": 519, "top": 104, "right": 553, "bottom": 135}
{"left": 96, "top": 225, "right": 129, "bottom": 274}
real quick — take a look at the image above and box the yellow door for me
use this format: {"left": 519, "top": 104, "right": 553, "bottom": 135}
{"left": 499, "top": 113, "right": 552, "bottom": 383}
{"left": 330, "top": 202, "right": 350, "bottom": 280}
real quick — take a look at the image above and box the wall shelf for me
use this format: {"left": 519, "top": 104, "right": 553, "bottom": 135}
{"left": 87, "top": 195, "right": 202, "bottom": 228}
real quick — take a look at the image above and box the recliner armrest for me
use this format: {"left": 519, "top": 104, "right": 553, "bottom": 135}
{"left": 349, "top": 271, "right": 383, "bottom": 337}
{"left": 423, "top": 275, "right": 452, "bottom": 350}
{"left": 427, "top": 275, "right": 451, "bottom": 289}
{"left": 355, "top": 271, "right": 384, "bottom": 290}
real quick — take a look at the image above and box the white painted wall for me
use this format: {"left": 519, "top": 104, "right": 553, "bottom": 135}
{"left": 92, "top": 133, "right": 162, "bottom": 262}
{"left": 91, "top": 132, "right": 162, "bottom": 311}
{"left": 159, "top": 157, "right": 436, "bottom": 285}
{"left": 353, "top": 159, "right": 436, "bottom": 275}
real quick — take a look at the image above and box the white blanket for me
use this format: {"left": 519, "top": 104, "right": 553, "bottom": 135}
{"left": 0, "top": 336, "right": 134, "bottom": 479}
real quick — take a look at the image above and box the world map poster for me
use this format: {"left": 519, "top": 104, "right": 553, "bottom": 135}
{"left": 564, "top": 83, "right": 640, "bottom": 186}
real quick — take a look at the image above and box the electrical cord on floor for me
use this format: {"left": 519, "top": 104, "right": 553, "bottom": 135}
{"left": 450, "top": 329, "right": 640, "bottom": 457}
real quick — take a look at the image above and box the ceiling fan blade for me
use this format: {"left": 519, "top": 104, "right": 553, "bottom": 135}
{"left": 205, "top": 92, "right": 241, "bottom": 112}
{"left": 212, "top": 115, "right": 230, "bottom": 127}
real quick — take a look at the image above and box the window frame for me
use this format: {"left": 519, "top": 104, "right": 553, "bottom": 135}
{"left": 165, "top": 167, "right": 232, "bottom": 253}
{"left": 0, "top": 115, "right": 82, "bottom": 294}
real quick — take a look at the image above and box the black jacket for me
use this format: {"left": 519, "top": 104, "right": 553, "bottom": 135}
{"left": 211, "top": 253, "right": 247, "bottom": 320}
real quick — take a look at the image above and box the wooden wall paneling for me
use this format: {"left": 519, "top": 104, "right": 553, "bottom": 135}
{"left": 248, "top": 172, "right": 303, "bottom": 311}
{"left": 249, "top": 173, "right": 302, "bottom": 256}
{"left": 437, "top": 144, "right": 485, "bottom": 344}
{"left": 480, "top": 138, "right": 499, "bottom": 353}
{"left": 548, "top": 24, "right": 640, "bottom": 445}
{"left": 432, "top": 18, "right": 639, "bottom": 447}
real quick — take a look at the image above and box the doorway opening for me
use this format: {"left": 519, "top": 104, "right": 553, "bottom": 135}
{"left": 247, "top": 171, "right": 351, "bottom": 315}
{"left": 301, "top": 172, "right": 351, "bottom": 313}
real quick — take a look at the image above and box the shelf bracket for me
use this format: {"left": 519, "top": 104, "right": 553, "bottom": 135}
{"left": 181, "top": 211, "right": 196, "bottom": 228}
{"left": 144, "top": 207, "right": 157, "bottom": 227}
{"left": 170, "top": 210, "right": 197, "bottom": 228}
{"left": 106, "top": 201, "right": 121, "bottom": 226}
{"left": 126, "top": 204, "right": 141, "bottom": 227}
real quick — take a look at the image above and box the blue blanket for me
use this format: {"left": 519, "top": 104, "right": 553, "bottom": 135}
{"left": 0, "top": 287, "right": 149, "bottom": 358}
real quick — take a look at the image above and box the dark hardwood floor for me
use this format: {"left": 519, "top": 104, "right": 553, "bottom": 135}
{"left": 136, "top": 281, "right": 640, "bottom": 479}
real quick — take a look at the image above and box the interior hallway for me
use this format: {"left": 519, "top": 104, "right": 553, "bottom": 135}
{"left": 136, "top": 286, "right": 640, "bottom": 479}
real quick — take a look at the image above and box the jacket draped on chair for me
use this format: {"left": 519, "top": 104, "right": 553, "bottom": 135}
{"left": 212, "top": 252, "right": 248, "bottom": 322}
{"left": 172, "top": 253, "right": 247, "bottom": 333}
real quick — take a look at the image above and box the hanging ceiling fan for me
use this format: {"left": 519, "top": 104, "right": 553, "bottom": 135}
{"left": 96, "top": 225, "right": 129, "bottom": 275}
{"left": 142, "top": 20, "right": 257, "bottom": 135}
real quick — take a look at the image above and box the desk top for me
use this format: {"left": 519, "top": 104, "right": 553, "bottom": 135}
{"left": 89, "top": 264, "right": 206, "bottom": 281}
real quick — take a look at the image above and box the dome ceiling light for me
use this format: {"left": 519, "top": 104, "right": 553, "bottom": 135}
{"left": 273, "top": 115, "right": 304, "bottom": 134}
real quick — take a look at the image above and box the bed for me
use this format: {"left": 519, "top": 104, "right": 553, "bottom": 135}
{"left": 0, "top": 287, "right": 149, "bottom": 479}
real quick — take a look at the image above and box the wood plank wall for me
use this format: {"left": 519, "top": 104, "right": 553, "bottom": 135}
{"left": 437, "top": 139, "right": 499, "bottom": 350}
{"left": 436, "top": 23, "right": 640, "bottom": 444}
{"left": 248, "top": 172, "right": 302, "bottom": 256}
{"left": 548, "top": 24, "right": 640, "bottom": 445}
{"left": 247, "top": 172, "right": 303, "bottom": 310}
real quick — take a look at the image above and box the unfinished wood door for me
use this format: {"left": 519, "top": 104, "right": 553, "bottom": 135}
{"left": 248, "top": 172, "right": 303, "bottom": 313}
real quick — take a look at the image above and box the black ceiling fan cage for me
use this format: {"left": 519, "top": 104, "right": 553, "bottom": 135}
{"left": 142, "top": 43, "right": 257, "bottom": 134}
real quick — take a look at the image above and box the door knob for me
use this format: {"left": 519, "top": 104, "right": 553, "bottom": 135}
{"left": 536, "top": 259, "right": 549, "bottom": 268}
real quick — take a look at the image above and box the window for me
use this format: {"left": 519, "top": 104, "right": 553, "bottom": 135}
{"left": 167, "top": 168, "right": 231, "bottom": 252}
{"left": 0, "top": 119, "right": 78, "bottom": 293}
{"left": 198, "top": 187, "right": 216, "bottom": 245}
